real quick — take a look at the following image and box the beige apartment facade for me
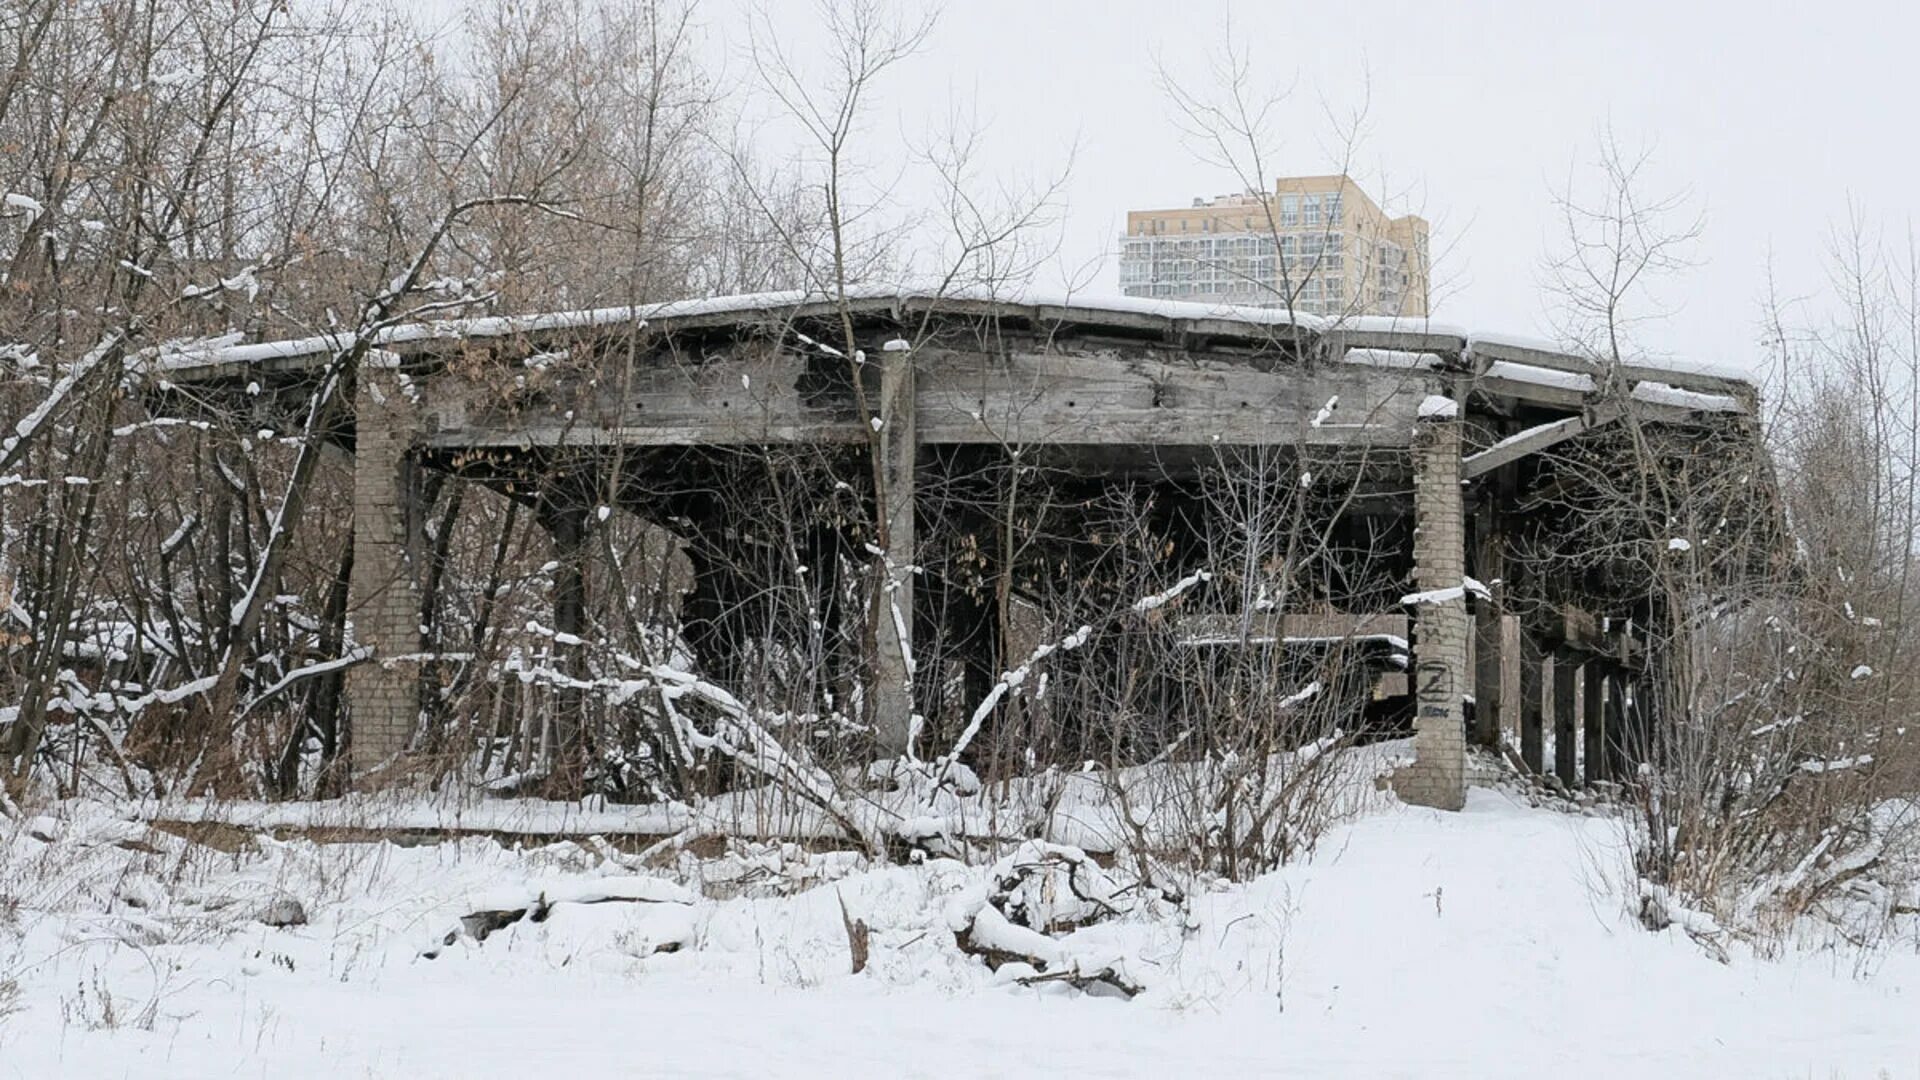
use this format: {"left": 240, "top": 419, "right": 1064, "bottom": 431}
{"left": 1119, "top": 175, "right": 1429, "bottom": 318}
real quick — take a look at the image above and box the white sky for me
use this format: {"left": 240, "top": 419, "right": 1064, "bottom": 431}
{"left": 434, "top": 0, "right": 1920, "bottom": 376}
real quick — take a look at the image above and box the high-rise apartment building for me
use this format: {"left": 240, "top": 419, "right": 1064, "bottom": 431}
{"left": 1119, "top": 175, "right": 1429, "bottom": 318}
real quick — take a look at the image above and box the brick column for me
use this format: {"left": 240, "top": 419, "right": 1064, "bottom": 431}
{"left": 345, "top": 362, "right": 426, "bottom": 778}
{"left": 1394, "top": 408, "right": 1468, "bottom": 810}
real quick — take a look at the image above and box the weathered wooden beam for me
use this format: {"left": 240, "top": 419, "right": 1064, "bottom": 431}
{"left": 1461, "top": 402, "right": 1625, "bottom": 479}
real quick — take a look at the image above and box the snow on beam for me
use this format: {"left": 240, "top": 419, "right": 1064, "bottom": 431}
{"left": 1462, "top": 402, "right": 1626, "bottom": 479}
{"left": 1630, "top": 381, "right": 1744, "bottom": 414}
{"left": 1467, "top": 330, "right": 1756, "bottom": 398}
{"left": 153, "top": 286, "right": 1331, "bottom": 381}
{"left": 1320, "top": 322, "right": 1468, "bottom": 360}
{"left": 1465, "top": 333, "right": 1595, "bottom": 377}
{"left": 1475, "top": 360, "right": 1595, "bottom": 408}
{"left": 1614, "top": 360, "right": 1754, "bottom": 401}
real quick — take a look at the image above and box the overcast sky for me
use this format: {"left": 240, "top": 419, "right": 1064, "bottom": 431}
{"left": 427, "top": 0, "right": 1920, "bottom": 376}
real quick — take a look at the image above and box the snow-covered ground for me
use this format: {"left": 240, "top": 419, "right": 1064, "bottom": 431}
{"left": 3, "top": 781, "right": 1917, "bottom": 1079}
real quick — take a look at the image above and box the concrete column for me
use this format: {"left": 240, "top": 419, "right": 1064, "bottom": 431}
{"left": 1604, "top": 668, "right": 1632, "bottom": 780}
{"left": 1519, "top": 631, "right": 1545, "bottom": 773}
{"left": 1553, "top": 650, "right": 1578, "bottom": 785}
{"left": 871, "top": 346, "right": 917, "bottom": 756}
{"left": 1582, "top": 659, "right": 1607, "bottom": 785}
{"left": 1393, "top": 408, "right": 1467, "bottom": 810}
{"left": 545, "top": 501, "right": 592, "bottom": 789}
{"left": 1470, "top": 498, "right": 1506, "bottom": 747}
{"left": 345, "top": 362, "right": 426, "bottom": 778}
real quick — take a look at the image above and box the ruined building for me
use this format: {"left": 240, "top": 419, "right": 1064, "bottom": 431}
{"left": 156, "top": 289, "right": 1765, "bottom": 808}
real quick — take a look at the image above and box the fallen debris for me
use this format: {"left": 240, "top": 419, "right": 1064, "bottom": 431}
{"left": 257, "top": 897, "right": 308, "bottom": 928}
{"left": 423, "top": 875, "right": 698, "bottom": 958}
{"left": 947, "top": 841, "right": 1145, "bottom": 998}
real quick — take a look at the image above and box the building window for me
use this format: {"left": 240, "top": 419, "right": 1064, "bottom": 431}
{"left": 1303, "top": 194, "right": 1323, "bottom": 228}
{"left": 1280, "top": 194, "right": 1299, "bottom": 227}
{"left": 1326, "top": 193, "right": 1343, "bottom": 227}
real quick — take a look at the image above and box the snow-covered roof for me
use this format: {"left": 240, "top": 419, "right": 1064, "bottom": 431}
{"left": 151, "top": 286, "right": 1324, "bottom": 373}
{"left": 1468, "top": 330, "right": 1752, "bottom": 386}
{"left": 148, "top": 285, "right": 1758, "bottom": 402}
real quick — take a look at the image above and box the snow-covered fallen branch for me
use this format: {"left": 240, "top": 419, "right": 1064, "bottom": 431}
{"left": 945, "top": 841, "right": 1146, "bottom": 998}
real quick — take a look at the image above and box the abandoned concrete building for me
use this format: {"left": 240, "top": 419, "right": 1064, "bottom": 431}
{"left": 156, "top": 290, "right": 1766, "bottom": 809}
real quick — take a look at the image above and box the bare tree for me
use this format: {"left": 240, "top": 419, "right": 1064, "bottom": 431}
{"left": 1542, "top": 126, "right": 1705, "bottom": 365}
{"left": 1525, "top": 136, "right": 1918, "bottom": 945}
